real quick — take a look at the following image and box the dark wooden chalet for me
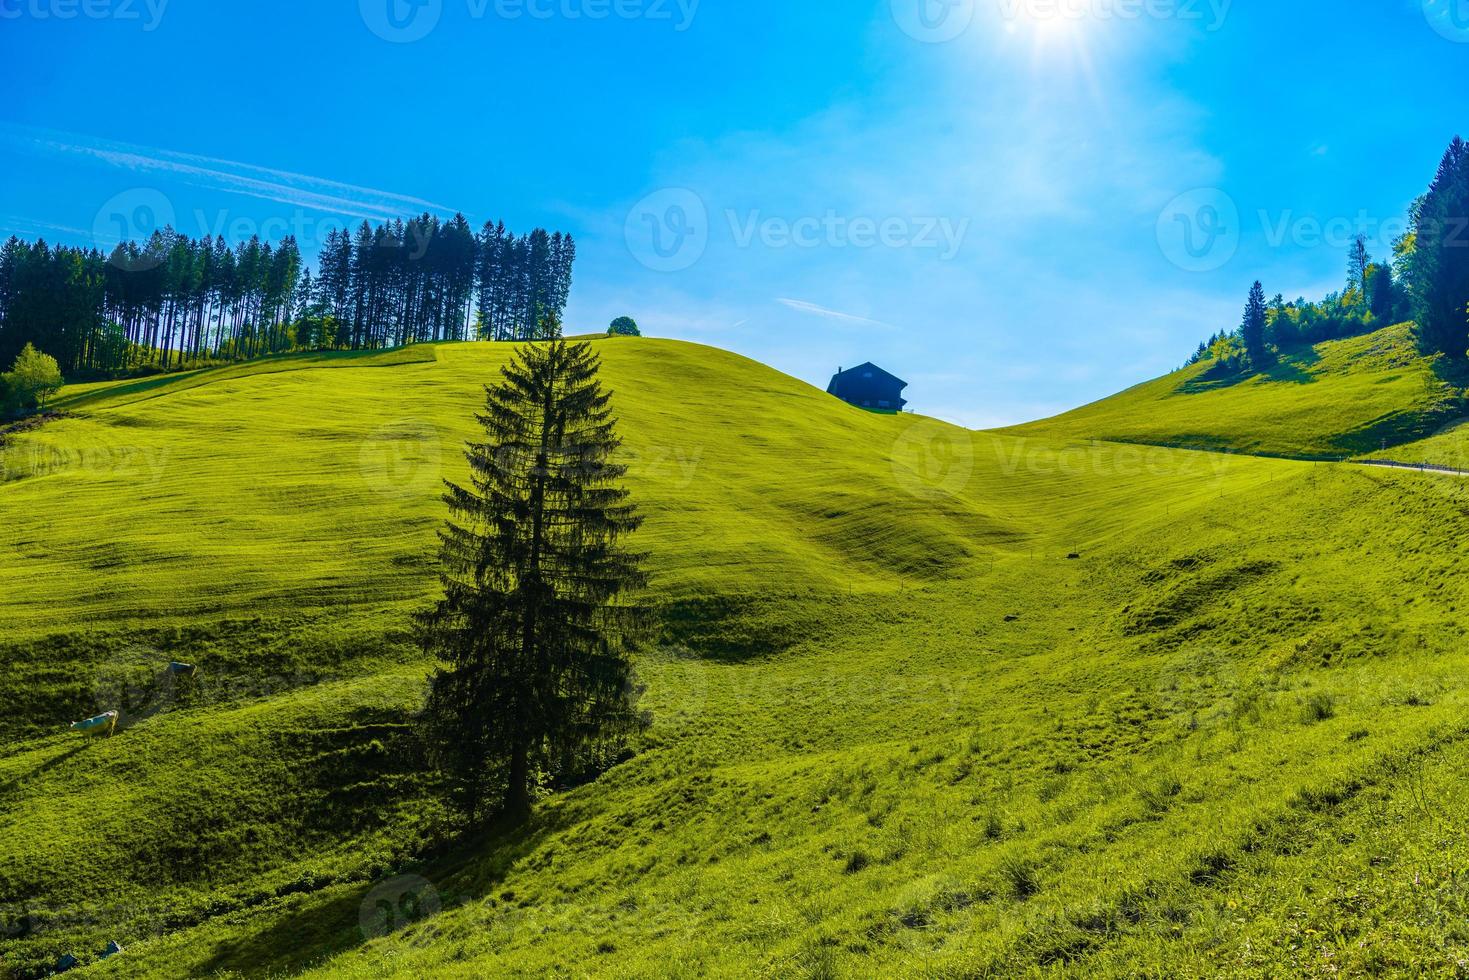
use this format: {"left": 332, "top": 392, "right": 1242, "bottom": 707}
{"left": 826, "top": 363, "right": 908, "bottom": 413}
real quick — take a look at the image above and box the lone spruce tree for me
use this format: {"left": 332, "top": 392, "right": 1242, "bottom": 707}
{"left": 1241, "top": 280, "right": 1269, "bottom": 369}
{"left": 420, "top": 339, "right": 648, "bottom": 825}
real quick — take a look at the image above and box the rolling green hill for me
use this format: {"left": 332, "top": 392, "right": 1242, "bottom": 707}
{"left": 6, "top": 335, "right": 1469, "bottom": 977}
{"left": 1010, "top": 323, "right": 1466, "bottom": 459}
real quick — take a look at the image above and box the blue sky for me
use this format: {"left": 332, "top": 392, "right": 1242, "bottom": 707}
{"left": 2, "top": 0, "right": 1466, "bottom": 425}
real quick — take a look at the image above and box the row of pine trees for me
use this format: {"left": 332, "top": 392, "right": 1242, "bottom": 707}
{"left": 0, "top": 214, "right": 576, "bottom": 376}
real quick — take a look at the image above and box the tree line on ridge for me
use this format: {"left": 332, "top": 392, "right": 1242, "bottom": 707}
{"left": 0, "top": 214, "right": 576, "bottom": 379}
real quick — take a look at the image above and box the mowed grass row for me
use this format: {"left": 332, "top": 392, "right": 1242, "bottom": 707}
{"left": 4, "top": 336, "right": 1469, "bottom": 975}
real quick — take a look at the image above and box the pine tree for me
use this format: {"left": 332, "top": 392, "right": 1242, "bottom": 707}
{"left": 419, "top": 339, "right": 649, "bottom": 825}
{"left": 1347, "top": 235, "right": 1371, "bottom": 304}
{"left": 1409, "top": 136, "right": 1469, "bottom": 358}
{"left": 1241, "top": 280, "right": 1269, "bottom": 368}
{"left": 1367, "top": 264, "right": 1396, "bottom": 320}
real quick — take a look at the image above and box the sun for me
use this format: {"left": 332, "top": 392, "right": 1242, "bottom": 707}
{"left": 1002, "top": 2, "right": 1091, "bottom": 45}
{"left": 993, "top": 1, "right": 1107, "bottom": 104}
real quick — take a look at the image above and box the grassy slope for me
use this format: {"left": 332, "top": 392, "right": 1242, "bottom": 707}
{"left": 0, "top": 336, "right": 1021, "bottom": 975}
{"left": 1008, "top": 323, "right": 1464, "bottom": 458}
{"left": 300, "top": 461, "right": 1469, "bottom": 980}
{"left": 2, "top": 339, "right": 1015, "bottom": 643}
{"left": 4, "top": 336, "right": 1469, "bottom": 976}
{"left": 1362, "top": 416, "right": 1469, "bottom": 470}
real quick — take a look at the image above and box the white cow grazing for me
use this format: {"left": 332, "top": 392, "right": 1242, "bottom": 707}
{"left": 71, "top": 711, "right": 118, "bottom": 737}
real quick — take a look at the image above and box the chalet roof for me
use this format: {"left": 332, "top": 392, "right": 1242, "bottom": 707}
{"left": 829, "top": 362, "right": 908, "bottom": 390}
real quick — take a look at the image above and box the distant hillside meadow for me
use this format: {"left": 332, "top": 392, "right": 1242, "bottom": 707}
{"left": 2, "top": 321, "right": 1469, "bottom": 976}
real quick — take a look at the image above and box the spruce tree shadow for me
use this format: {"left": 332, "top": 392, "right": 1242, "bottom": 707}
{"left": 1176, "top": 360, "right": 1251, "bottom": 394}
{"left": 657, "top": 591, "right": 884, "bottom": 663}
{"left": 1260, "top": 348, "right": 1320, "bottom": 385}
{"left": 1176, "top": 348, "right": 1320, "bottom": 394}
{"left": 1429, "top": 352, "right": 1469, "bottom": 393}
{"left": 57, "top": 370, "right": 208, "bottom": 409}
{"left": 191, "top": 800, "right": 591, "bottom": 977}
{"left": 1338, "top": 353, "right": 1469, "bottom": 456}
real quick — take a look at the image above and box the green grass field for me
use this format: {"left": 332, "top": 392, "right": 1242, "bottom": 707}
{"left": 6, "top": 331, "right": 1469, "bottom": 977}
{"left": 1010, "top": 324, "right": 1465, "bottom": 459}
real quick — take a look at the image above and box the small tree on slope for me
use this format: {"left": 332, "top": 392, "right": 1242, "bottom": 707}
{"left": 419, "top": 339, "right": 649, "bottom": 825}
{"left": 3, "top": 343, "right": 64, "bottom": 414}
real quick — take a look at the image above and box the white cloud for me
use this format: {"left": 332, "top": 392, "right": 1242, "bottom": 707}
{"left": 0, "top": 215, "right": 92, "bottom": 239}
{"left": 0, "top": 123, "right": 451, "bottom": 222}
{"left": 775, "top": 298, "right": 892, "bottom": 329}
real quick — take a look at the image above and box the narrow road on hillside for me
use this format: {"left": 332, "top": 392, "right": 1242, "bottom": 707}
{"left": 1352, "top": 460, "right": 1469, "bottom": 477}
